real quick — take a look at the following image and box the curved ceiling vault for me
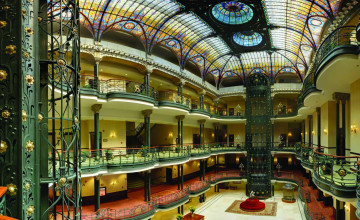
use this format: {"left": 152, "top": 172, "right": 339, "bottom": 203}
{"left": 71, "top": 0, "right": 343, "bottom": 87}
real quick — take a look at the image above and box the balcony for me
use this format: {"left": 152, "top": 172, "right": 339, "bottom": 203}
{"left": 157, "top": 90, "right": 191, "bottom": 110}
{"left": 80, "top": 75, "right": 157, "bottom": 103}
{"left": 313, "top": 150, "right": 359, "bottom": 198}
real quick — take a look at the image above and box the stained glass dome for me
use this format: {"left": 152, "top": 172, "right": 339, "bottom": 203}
{"left": 233, "top": 31, "right": 263, "bottom": 47}
{"left": 211, "top": 2, "right": 254, "bottom": 25}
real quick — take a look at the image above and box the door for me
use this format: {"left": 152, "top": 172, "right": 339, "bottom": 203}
{"left": 193, "top": 134, "right": 200, "bottom": 146}
{"left": 166, "top": 168, "right": 173, "bottom": 184}
{"left": 229, "top": 134, "right": 234, "bottom": 147}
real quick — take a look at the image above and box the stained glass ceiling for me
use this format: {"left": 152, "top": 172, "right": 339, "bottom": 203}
{"left": 75, "top": 0, "right": 343, "bottom": 87}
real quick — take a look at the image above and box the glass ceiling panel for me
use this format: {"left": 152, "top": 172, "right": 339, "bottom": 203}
{"left": 75, "top": 0, "right": 343, "bottom": 82}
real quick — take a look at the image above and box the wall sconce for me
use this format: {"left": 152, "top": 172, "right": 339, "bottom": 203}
{"left": 109, "top": 131, "right": 116, "bottom": 138}
{"left": 111, "top": 180, "right": 117, "bottom": 185}
{"left": 301, "top": 132, "right": 303, "bottom": 136}
{"left": 344, "top": 204, "right": 350, "bottom": 213}
{"left": 323, "top": 128, "right": 328, "bottom": 135}
{"left": 305, "top": 132, "right": 308, "bottom": 135}
{"left": 274, "top": 157, "right": 278, "bottom": 165}
{"left": 288, "top": 157, "right": 292, "bottom": 165}
{"left": 351, "top": 124, "right": 358, "bottom": 134}
{"left": 211, "top": 133, "right": 214, "bottom": 137}
{"left": 311, "top": 131, "right": 315, "bottom": 136}
{"left": 288, "top": 132, "right": 292, "bottom": 137}
{"left": 250, "top": 157, "right": 253, "bottom": 163}
{"left": 169, "top": 132, "right": 173, "bottom": 138}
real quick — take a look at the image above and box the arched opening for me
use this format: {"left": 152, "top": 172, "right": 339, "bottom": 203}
{"left": 204, "top": 73, "right": 216, "bottom": 87}
{"left": 220, "top": 76, "right": 244, "bottom": 87}
{"left": 184, "top": 60, "right": 202, "bottom": 78}
{"left": 101, "top": 30, "right": 145, "bottom": 51}
{"left": 151, "top": 44, "right": 180, "bottom": 66}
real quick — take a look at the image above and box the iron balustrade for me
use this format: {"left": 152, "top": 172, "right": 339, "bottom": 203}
{"left": 314, "top": 26, "right": 358, "bottom": 71}
{"left": 313, "top": 150, "right": 359, "bottom": 188}
{"left": 157, "top": 90, "right": 192, "bottom": 108}
{"left": 80, "top": 74, "right": 157, "bottom": 99}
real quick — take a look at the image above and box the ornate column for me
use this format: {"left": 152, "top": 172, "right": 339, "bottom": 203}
{"left": 316, "top": 107, "right": 321, "bottom": 149}
{"left": 142, "top": 110, "right": 153, "bottom": 150}
{"left": 198, "top": 120, "right": 206, "bottom": 147}
{"left": 94, "top": 175, "right": 101, "bottom": 212}
{"left": 199, "top": 90, "right": 206, "bottom": 110}
{"left": 214, "top": 123, "right": 220, "bottom": 144}
{"left": 177, "top": 79, "right": 185, "bottom": 104}
{"left": 214, "top": 98, "right": 220, "bottom": 115}
{"left": 176, "top": 115, "right": 185, "bottom": 147}
{"left": 93, "top": 42, "right": 102, "bottom": 90}
{"left": 142, "top": 63, "right": 153, "bottom": 96}
{"left": 308, "top": 115, "right": 312, "bottom": 146}
{"left": 91, "top": 104, "right": 102, "bottom": 157}
{"left": 333, "top": 93, "right": 350, "bottom": 157}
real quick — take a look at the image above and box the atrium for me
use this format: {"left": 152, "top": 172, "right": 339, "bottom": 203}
{"left": 0, "top": 0, "right": 359, "bottom": 220}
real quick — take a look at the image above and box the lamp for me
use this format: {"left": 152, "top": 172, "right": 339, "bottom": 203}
{"left": 323, "top": 128, "right": 328, "bottom": 135}
{"left": 288, "top": 132, "right": 292, "bottom": 137}
{"left": 311, "top": 130, "right": 315, "bottom": 136}
{"left": 351, "top": 124, "right": 358, "bottom": 134}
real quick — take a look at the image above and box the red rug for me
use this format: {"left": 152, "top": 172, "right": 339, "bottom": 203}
{"left": 225, "top": 200, "right": 277, "bottom": 216}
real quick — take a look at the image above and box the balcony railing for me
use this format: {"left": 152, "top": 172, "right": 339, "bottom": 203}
{"left": 157, "top": 90, "right": 191, "bottom": 109}
{"left": 314, "top": 26, "right": 358, "bottom": 74}
{"left": 80, "top": 75, "right": 157, "bottom": 99}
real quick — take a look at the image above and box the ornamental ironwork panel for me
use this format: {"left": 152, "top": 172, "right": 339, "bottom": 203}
{"left": 245, "top": 73, "right": 272, "bottom": 198}
{"left": 38, "top": 0, "right": 81, "bottom": 219}
{"left": 0, "top": 0, "right": 39, "bottom": 218}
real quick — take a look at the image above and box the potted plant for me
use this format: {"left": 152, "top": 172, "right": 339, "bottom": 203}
{"left": 175, "top": 214, "right": 183, "bottom": 220}
{"left": 81, "top": 151, "right": 90, "bottom": 162}
{"left": 189, "top": 206, "right": 196, "bottom": 217}
{"left": 105, "top": 149, "right": 113, "bottom": 161}
{"left": 140, "top": 145, "right": 148, "bottom": 157}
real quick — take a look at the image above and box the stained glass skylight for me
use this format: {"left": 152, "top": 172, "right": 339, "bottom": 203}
{"left": 211, "top": 2, "right": 253, "bottom": 25}
{"left": 72, "top": 0, "right": 344, "bottom": 87}
{"left": 233, "top": 31, "right": 263, "bottom": 47}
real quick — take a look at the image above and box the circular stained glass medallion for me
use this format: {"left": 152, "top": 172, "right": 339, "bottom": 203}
{"left": 212, "top": 2, "right": 253, "bottom": 25}
{"left": 233, "top": 31, "right": 262, "bottom": 47}
{"left": 310, "top": 18, "right": 323, "bottom": 26}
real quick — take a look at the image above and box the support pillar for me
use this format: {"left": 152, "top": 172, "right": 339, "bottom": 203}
{"left": 143, "top": 64, "right": 153, "bottom": 96}
{"left": 144, "top": 171, "right": 148, "bottom": 201}
{"left": 177, "top": 79, "right": 185, "bottom": 104}
{"left": 199, "top": 90, "right": 206, "bottom": 110}
{"left": 302, "top": 120, "right": 306, "bottom": 144}
{"left": 92, "top": 104, "right": 102, "bottom": 157}
{"left": 94, "top": 176, "right": 101, "bottom": 211}
{"left": 148, "top": 170, "right": 151, "bottom": 202}
{"left": 336, "top": 199, "right": 345, "bottom": 220}
{"left": 93, "top": 55, "right": 101, "bottom": 90}
{"left": 181, "top": 164, "right": 184, "bottom": 190}
{"left": 142, "top": 110, "right": 153, "bottom": 150}
{"left": 308, "top": 115, "right": 312, "bottom": 146}
{"left": 333, "top": 93, "right": 349, "bottom": 157}
{"left": 316, "top": 107, "right": 321, "bottom": 151}
{"left": 176, "top": 115, "right": 185, "bottom": 148}
{"left": 317, "top": 189, "right": 324, "bottom": 201}
{"left": 214, "top": 123, "right": 220, "bottom": 144}
{"left": 198, "top": 120, "right": 206, "bottom": 148}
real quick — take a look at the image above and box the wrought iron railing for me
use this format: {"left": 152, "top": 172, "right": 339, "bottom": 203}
{"left": 80, "top": 75, "right": 157, "bottom": 99}
{"left": 313, "top": 26, "right": 358, "bottom": 72}
{"left": 157, "top": 90, "right": 191, "bottom": 108}
{"left": 313, "top": 150, "right": 359, "bottom": 188}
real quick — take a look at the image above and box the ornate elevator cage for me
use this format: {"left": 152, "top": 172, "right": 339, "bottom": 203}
{"left": 245, "top": 73, "right": 272, "bottom": 198}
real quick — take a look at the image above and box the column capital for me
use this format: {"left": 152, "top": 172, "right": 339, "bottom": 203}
{"left": 214, "top": 97, "right": 220, "bottom": 103}
{"left": 177, "top": 79, "right": 186, "bottom": 87}
{"left": 198, "top": 119, "right": 206, "bottom": 124}
{"left": 199, "top": 90, "right": 206, "bottom": 96}
{"left": 176, "top": 115, "right": 185, "bottom": 121}
{"left": 332, "top": 92, "right": 350, "bottom": 103}
{"left": 142, "top": 109, "right": 153, "bottom": 117}
{"left": 140, "top": 60, "right": 154, "bottom": 75}
{"left": 307, "top": 115, "right": 312, "bottom": 119}
{"left": 316, "top": 107, "right": 321, "bottom": 114}
{"left": 91, "top": 104, "right": 102, "bottom": 114}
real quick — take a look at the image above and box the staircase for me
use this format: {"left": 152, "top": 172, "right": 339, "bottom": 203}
{"left": 126, "top": 123, "right": 158, "bottom": 147}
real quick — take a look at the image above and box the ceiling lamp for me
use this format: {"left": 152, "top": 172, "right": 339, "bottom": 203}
{"left": 212, "top": 1, "right": 253, "bottom": 25}
{"left": 233, "top": 31, "right": 262, "bottom": 47}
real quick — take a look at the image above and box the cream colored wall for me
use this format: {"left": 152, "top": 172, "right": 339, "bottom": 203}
{"left": 321, "top": 101, "right": 336, "bottom": 154}
{"left": 226, "top": 100, "right": 245, "bottom": 112}
{"left": 273, "top": 122, "right": 288, "bottom": 143}
{"left": 350, "top": 79, "right": 360, "bottom": 154}
{"left": 182, "top": 126, "right": 214, "bottom": 144}
{"left": 81, "top": 120, "right": 126, "bottom": 149}
{"left": 227, "top": 124, "right": 245, "bottom": 142}
{"left": 81, "top": 174, "right": 127, "bottom": 197}
{"left": 150, "top": 124, "right": 176, "bottom": 146}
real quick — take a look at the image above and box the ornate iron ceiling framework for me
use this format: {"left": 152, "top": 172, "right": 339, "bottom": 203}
{"left": 76, "top": 0, "right": 342, "bottom": 88}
